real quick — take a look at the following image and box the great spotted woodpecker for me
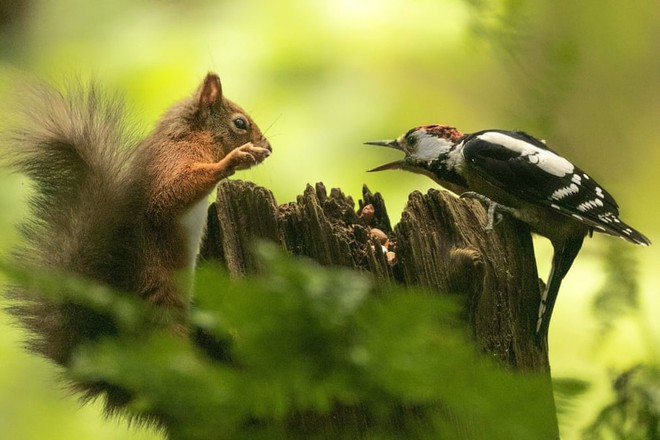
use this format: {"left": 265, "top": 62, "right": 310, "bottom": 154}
{"left": 366, "top": 125, "right": 651, "bottom": 341}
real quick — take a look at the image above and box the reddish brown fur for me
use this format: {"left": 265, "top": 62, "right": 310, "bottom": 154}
{"left": 3, "top": 72, "right": 271, "bottom": 413}
{"left": 132, "top": 73, "right": 271, "bottom": 314}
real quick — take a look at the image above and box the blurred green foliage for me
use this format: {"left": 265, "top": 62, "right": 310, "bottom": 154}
{"left": 593, "top": 241, "right": 640, "bottom": 334}
{"left": 4, "top": 244, "right": 559, "bottom": 439}
{"left": 584, "top": 365, "right": 660, "bottom": 440}
{"left": 0, "top": 0, "right": 658, "bottom": 439}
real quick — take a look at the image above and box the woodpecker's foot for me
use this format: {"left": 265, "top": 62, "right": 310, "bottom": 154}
{"left": 460, "top": 192, "right": 513, "bottom": 231}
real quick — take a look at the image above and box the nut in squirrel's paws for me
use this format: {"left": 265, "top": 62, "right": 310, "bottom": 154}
{"left": 227, "top": 142, "right": 271, "bottom": 171}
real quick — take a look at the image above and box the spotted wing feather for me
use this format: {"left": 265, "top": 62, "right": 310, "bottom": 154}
{"left": 462, "top": 130, "right": 650, "bottom": 246}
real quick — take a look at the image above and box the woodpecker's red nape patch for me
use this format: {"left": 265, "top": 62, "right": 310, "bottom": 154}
{"left": 418, "top": 124, "right": 464, "bottom": 141}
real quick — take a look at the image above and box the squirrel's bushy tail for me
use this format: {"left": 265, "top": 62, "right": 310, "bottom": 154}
{"left": 3, "top": 79, "right": 143, "bottom": 366}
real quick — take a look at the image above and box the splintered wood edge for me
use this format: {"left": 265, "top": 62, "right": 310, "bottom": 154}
{"left": 204, "top": 179, "right": 549, "bottom": 371}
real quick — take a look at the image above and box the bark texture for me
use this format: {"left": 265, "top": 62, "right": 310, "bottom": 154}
{"left": 199, "top": 179, "right": 558, "bottom": 437}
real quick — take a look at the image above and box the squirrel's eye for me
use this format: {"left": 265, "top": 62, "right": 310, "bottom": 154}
{"left": 233, "top": 117, "right": 248, "bottom": 130}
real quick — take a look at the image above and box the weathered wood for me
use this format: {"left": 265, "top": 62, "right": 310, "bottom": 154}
{"left": 200, "top": 179, "right": 558, "bottom": 437}
{"left": 202, "top": 179, "right": 548, "bottom": 369}
{"left": 201, "top": 181, "right": 394, "bottom": 279}
{"left": 394, "top": 189, "right": 548, "bottom": 370}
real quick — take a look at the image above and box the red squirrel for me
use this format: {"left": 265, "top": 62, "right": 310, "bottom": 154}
{"left": 3, "top": 72, "right": 270, "bottom": 409}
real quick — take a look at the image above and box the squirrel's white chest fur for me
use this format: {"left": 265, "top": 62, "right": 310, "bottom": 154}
{"left": 180, "top": 198, "right": 209, "bottom": 269}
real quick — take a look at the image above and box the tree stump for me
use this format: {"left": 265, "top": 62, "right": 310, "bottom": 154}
{"left": 199, "top": 179, "right": 558, "bottom": 436}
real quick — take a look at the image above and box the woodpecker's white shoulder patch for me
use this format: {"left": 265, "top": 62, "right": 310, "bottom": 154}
{"left": 477, "top": 131, "right": 574, "bottom": 177}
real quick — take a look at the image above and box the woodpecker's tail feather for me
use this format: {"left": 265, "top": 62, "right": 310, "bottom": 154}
{"left": 535, "top": 236, "right": 585, "bottom": 343}
{"left": 575, "top": 209, "right": 651, "bottom": 247}
{"left": 2, "top": 79, "right": 143, "bottom": 366}
{"left": 606, "top": 218, "right": 651, "bottom": 247}
{"left": 541, "top": 197, "right": 651, "bottom": 247}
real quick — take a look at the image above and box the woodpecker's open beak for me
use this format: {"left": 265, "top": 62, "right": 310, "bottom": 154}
{"left": 365, "top": 139, "right": 405, "bottom": 172}
{"left": 366, "top": 160, "right": 404, "bottom": 172}
{"left": 364, "top": 139, "right": 400, "bottom": 149}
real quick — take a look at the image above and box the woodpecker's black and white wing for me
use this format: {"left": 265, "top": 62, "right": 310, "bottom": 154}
{"left": 461, "top": 130, "right": 651, "bottom": 246}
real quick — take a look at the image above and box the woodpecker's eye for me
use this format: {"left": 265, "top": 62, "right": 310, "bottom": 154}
{"left": 233, "top": 117, "right": 248, "bottom": 131}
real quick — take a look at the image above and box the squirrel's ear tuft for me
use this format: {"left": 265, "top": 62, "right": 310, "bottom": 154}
{"left": 197, "top": 72, "right": 223, "bottom": 110}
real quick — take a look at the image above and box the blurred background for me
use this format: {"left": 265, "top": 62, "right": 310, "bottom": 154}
{"left": 0, "top": 0, "right": 658, "bottom": 438}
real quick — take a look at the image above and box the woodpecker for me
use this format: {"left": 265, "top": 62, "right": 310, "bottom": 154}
{"left": 366, "top": 124, "right": 651, "bottom": 341}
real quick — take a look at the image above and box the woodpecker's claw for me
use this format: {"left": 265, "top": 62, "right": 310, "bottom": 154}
{"left": 460, "top": 191, "right": 512, "bottom": 231}
{"left": 486, "top": 203, "right": 504, "bottom": 230}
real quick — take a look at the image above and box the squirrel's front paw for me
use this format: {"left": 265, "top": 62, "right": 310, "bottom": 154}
{"left": 225, "top": 142, "right": 271, "bottom": 172}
